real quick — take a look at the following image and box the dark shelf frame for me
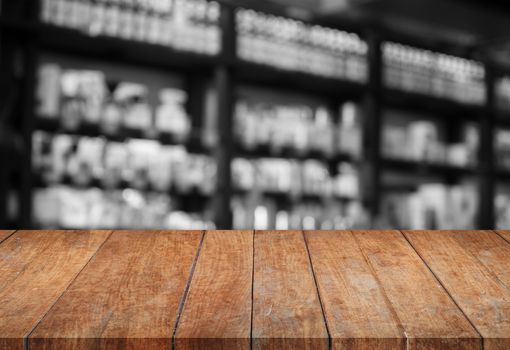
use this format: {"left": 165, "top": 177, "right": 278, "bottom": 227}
{"left": 34, "top": 117, "right": 208, "bottom": 153}
{"left": 0, "top": 0, "right": 502, "bottom": 229}
{"left": 383, "top": 88, "right": 484, "bottom": 122}
{"left": 232, "top": 188, "right": 357, "bottom": 204}
{"left": 382, "top": 158, "right": 476, "bottom": 177}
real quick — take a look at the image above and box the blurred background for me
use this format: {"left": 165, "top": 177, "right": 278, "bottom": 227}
{"left": 0, "top": 0, "right": 509, "bottom": 231}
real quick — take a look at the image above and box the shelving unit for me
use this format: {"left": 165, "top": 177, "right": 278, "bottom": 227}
{"left": 382, "top": 158, "right": 476, "bottom": 177}
{"left": 383, "top": 89, "right": 484, "bottom": 121}
{"left": 234, "top": 146, "right": 355, "bottom": 164}
{"left": 34, "top": 117, "right": 208, "bottom": 152}
{"left": 38, "top": 24, "right": 220, "bottom": 72}
{"left": 0, "top": 0, "right": 505, "bottom": 229}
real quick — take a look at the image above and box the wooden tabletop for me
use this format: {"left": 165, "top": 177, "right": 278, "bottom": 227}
{"left": 1, "top": 230, "right": 510, "bottom": 350}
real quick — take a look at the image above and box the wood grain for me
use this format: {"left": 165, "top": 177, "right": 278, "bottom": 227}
{"left": 252, "top": 231, "right": 328, "bottom": 350}
{"left": 0, "top": 230, "right": 15, "bottom": 244}
{"left": 404, "top": 230, "right": 510, "bottom": 350}
{"left": 174, "top": 230, "right": 253, "bottom": 350}
{"left": 496, "top": 230, "right": 510, "bottom": 244}
{"left": 305, "top": 230, "right": 405, "bottom": 350}
{"left": 3, "top": 230, "right": 510, "bottom": 349}
{"left": 29, "top": 230, "right": 202, "bottom": 350}
{"left": 447, "top": 231, "right": 510, "bottom": 287}
{"left": 0, "top": 230, "right": 110, "bottom": 350}
{"left": 354, "top": 230, "right": 480, "bottom": 350}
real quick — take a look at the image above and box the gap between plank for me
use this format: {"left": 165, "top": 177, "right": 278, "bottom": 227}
{"left": 454, "top": 231, "right": 510, "bottom": 295}
{"left": 494, "top": 230, "right": 510, "bottom": 245}
{"left": 250, "top": 230, "right": 255, "bottom": 350}
{"left": 171, "top": 230, "right": 206, "bottom": 350}
{"left": 302, "top": 231, "right": 332, "bottom": 350}
{"left": 399, "top": 231, "right": 485, "bottom": 350}
{"left": 0, "top": 230, "right": 17, "bottom": 244}
{"left": 0, "top": 230, "right": 19, "bottom": 244}
{"left": 23, "top": 230, "right": 114, "bottom": 350}
{"left": 350, "top": 231, "right": 408, "bottom": 349}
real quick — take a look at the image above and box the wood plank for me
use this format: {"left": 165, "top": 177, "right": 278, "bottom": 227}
{"left": 496, "top": 230, "right": 510, "bottom": 244}
{"left": 404, "top": 230, "right": 510, "bottom": 350}
{"left": 29, "top": 230, "right": 202, "bottom": 350}
{"left": 0, "top": 230, "right": 15, "bottom": 244}
{"left": 354, "top": 230, "right": 480, "bottom": 350}
{"left": 252, "top": 230, "right": 329, "bottom": 350}
{"left": 0, "top": 230, "right": 110, "bottom": 350}
{"left": 305, "top": 230, "right": 405, "bottom": 350}
{"left": 174, "top": 230, "right": 253, "bottom": 350}
{"left": 447, "top": 231, "right": 510, "bottom": 287}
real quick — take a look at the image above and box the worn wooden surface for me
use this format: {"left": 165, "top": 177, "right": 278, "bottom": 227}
{"left": 405, "top": 230, "right": 510, "bottom": 350}
{"left": 1, "top": 230, "right": 510, "bottom": 350}
{"left": 0, "top": 230, "right": 111, "bottom": 350}
{"left": 355, "top": 231, "right": 480, "bottom": 350}
{"left": 305, "top": 231, "right": 405, "bottom": 350}
{"left": 0, "top": 230, "right": 14, "bottom": 244}
{"left": 174, "top": 231, "right": 253, "bottom": 350}
{"left": 497, "top": 230, "right": 510, "bottom": 244}
{"left": 30, "top": 231, "right": 202, "bottom": 350}
{"left": 252, "top": 231, "right": 328, "bottom": 350}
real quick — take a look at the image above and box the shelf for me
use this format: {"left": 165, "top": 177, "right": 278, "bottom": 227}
{"left": 383, "top": 158, "right": 475, "bottom": 177}
{"left": 234, "top": 144, "right": 355, "bottom": 164}
{"left": 383, "top": 88, "right": 483, "bottom": 121}
{"left": 382, "top": 183, "right": 420, "bottom": 193}
{"left": 496, "top": 169, "right": 510, "bottom": 182}
{"left": 34, "top": 175, "right": 213, "bottom": 200}
{"left": 0, "top": 17, "right": 34, "bottom": 32}
{"left": 37, "top": 24, "right": 219, "bottom": 72}
{"left": 35, "top": 117, "right": 208, "bottom": 153}
{"left": 233, "top": 188, "right": 356, "bottom": 203}
{"left": 496, "top": 110, "right": 510, "bottom": 128}
{"left": 36, "top": 25, "right": 366, "bottom": 99}
{"left": 0, "top": 4, "right": 501, "bottom": 230}
{"left": 234, "top": 60, "right": 365, "bottom": 99}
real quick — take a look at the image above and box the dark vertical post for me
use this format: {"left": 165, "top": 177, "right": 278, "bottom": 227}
{"left": 478, "top": 64, "right": 495, "bottom": 229}
{"left": 19, "top": 40, "right": 37, "bottom": 228}
{"left": 0, "top": 5, "right": 6, "bottom": 227}
{"left": 0, "top": 4, "right": 25, "bottom": 227}
{"left": 0, "top": 151, "right": 7, "bottom": 227}
{"left": 15, "top": 0, "right": 39, "bottom": 228}
{"left": 212, "top": 3, "right": 236, "bottom": 229}
{"left": 362, "top": 30, "right": 383, "bottom": 225}
{"left": 185, "top": 74, "right": 207, "bottom": 149}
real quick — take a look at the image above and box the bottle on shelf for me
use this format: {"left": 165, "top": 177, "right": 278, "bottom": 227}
{"left": 235, "top": 99, "right": 363, "bottom": 159}
{"left": 32, "top": 131, "right": 217, "bottom": 194}
{"left": 236, "top": 8, "right": 367, "bottom": 81}
{"left": 496, "top": 76, "right": 510, "bottom": 112}
{"left": 379, "top": 181, "right": 478, "bottom": 230}
{"left": 40, "top": 0, "right": 222, "bottom": 55}
{"left": 383, "top": 42, "right": 486, "bottom": 105}
{"left": 496, "top": 129, "right": 510, "bottom": 171}
{"left": 33, "top": 185, "right": 216, "bottom": 230}
{"left": 382, "top": 109, "right": 478, "bottom": 168}
{"left": 231, "top": 195, "right": 369, "bottom": 230}
{"left": 36, "top": 63, "right": 194, "bottom": 143}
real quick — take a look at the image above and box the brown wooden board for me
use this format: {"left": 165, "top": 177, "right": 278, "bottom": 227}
{"left": 0, "top": 230, "right": 111, "bottom": 350}
{"left": 496, "top": 230, "right": 510, "bottom": 244}
{"left": 174, "top": 231, "right": 253, "bottom": 350}
{"left": 0, "top": 230, "right": 15, "bottom": 244}
{"left": 447, "top": 231, "right": 510, "bottom": 287}
{"left": 404, "top": 230, "right": 510, "bottom": 350}
{"left": 354, "top": 230, "right": 480, "bottom": 350}
{"left": 305, "top": 230, "right": 405, "bottom": 350}
{"left": 29, "top": 230, "right": 202, "bottom": 350}
{"left": 3, "top": 230, "right": 510, "bottom": 349}
{"left": 252, "top": 230, "right": 328, "bottom": 350}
